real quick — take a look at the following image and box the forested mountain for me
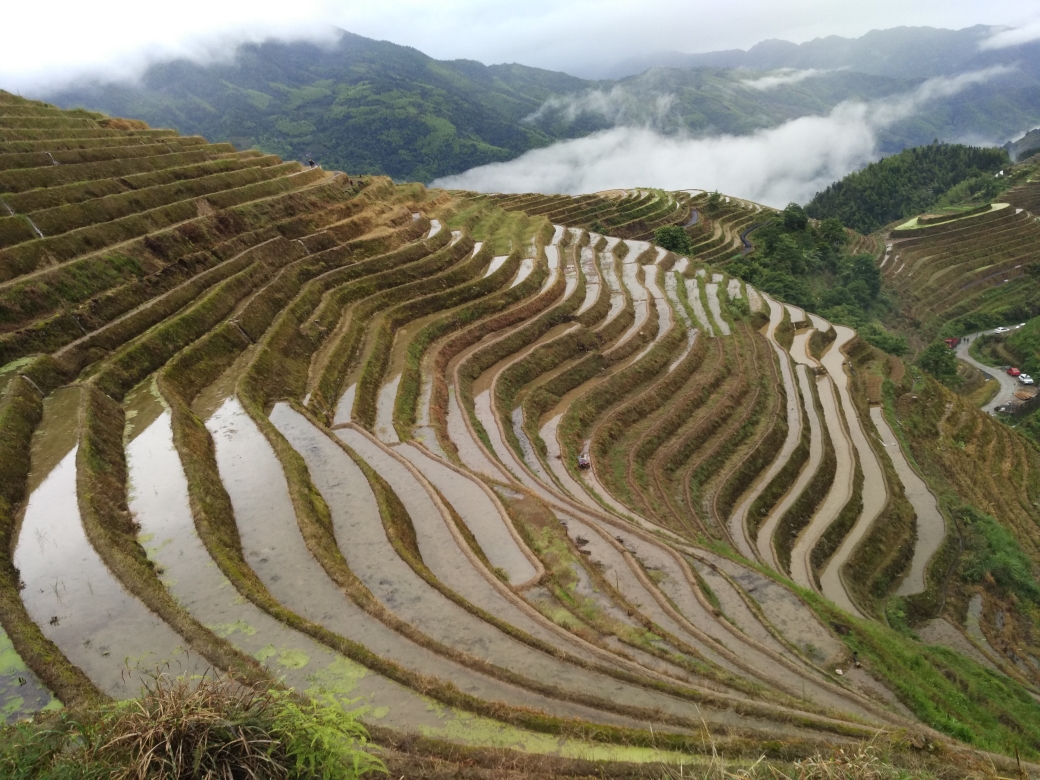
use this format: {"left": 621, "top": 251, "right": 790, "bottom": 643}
{"left": 804, "top": 143, "right": 1010, "bottom": 233}
{"left": 40, "top": 26, "right": 1040, "bottom": 183}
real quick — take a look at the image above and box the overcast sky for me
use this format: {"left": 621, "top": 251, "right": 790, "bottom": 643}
{"left": 3, "top": 0, "right": 1040, "bottom": 92}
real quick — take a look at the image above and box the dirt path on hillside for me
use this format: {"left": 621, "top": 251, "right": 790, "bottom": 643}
{"left": 870, "top": 407, "right": 946, "bottom": 596}
{"left": 819, "top": 326, "right": 886, "bottom": 619}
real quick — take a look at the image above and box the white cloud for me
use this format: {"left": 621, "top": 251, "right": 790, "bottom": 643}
{"left": 740, "top": 68, "right": 832, "bottom": 90}
{"left": 431, "top": 68, "right": 1014, "bottom": 207}
{"left": 523, "top": 87, "right": 677, "bottom": 129}
{"left": 979, "top": 18, "right": 1040, "bottom": 49}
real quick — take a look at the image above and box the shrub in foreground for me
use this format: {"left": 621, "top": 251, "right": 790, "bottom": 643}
{"left": 0, "top": 672, "right": 384, "bottom": 779}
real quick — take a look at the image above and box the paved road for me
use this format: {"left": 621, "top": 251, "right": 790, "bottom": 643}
{"left": 955, "top": 325, "right": 1027, "bottom": 414}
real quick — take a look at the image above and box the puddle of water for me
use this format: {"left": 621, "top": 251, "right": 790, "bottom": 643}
{"left": 789, "top": 330, "right": 817, "bottom": 367}
{"left": 398, "top": 441, "right": 538, "bottom": 585}
{"left": 333, "top": 383, "right": 356, "bottom": 426}
{"left": 0, "top": 626, "right": 59, "bottom": 723}
{"left": 597, "top": 247, "right": 625, "bottom": 328}
{"left": 123, "top": 376, "right": 166, "bottom": 447}
{"left": 757, "top": 365, "right": 821, "bottom": 571}
{"left": 870, "top": 408, "right": 945, "bottom": 596}
{"left": 426, "top": 219, "right": 442, "bottom": 238}
{"left": 474, "top": 389, "right": 545, "bottom": 492}
{"left": 684, "top": 278, "right": 714, "bottom": 337}
{"left": 374, "top": 374, "right": 401, "bottom": 444}
{"left": 664, "top": 273, "right": 698, "bottom": 373}
{"left": 16, "top": 442, "right": 204, "bottom": 698}
{"left": 785, "top": 304, "right": 806, "bottom": 325}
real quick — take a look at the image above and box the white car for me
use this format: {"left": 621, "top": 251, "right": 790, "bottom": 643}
{"left": 1020, "top": 374, "right": 1035, "bottom": 385}
{"left": 994, "top": 326, "right": 1010, "bottom": 334}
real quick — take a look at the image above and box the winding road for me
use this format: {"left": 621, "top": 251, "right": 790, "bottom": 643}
{"left": 955, "top": 326, "right": 1027, "bottom": 414}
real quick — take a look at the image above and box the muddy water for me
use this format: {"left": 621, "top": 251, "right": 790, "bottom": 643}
{"left": 540, "top": 414, "right": 602, "bottom": 510}
{"left": 918, "top": 617, "right": 1000, "bottom": 672}
{"left": 807, "top": 312, "right": 830, "bottom": 334}
{"left": 789, "top": 378, "right": 853, "bottom": 593}
{"left": 686, "top": 558, "right": 782, "bottom": 651}
{"left": 332, "top": 383, "right": 356, "bottom": 426}
{"left": 578, "top": 437, "right": 641, "bottom": 520}
{"left": 426, "top": 219, "right": 442, "bottom": 238}
{"left": 729, "top": 296, "right": 801, "bottom": 561}
{"left": 511, "top": 407, "right": 555, "bottom": 487}
{"left": 819, "top": 325, "right": 885, "bottom": 619}
{"left": 152, "top": 406, "right": 664, "bottom": 745}
{"left": 558, "top": 516, "right": 743, "bottom": 679}
{"left": 17, "top": 398, "right": 205, "bottom": 697}
{"left": 374, "top": 373, "right": 401, "bottom": 444}
{"left": 684, "top": 278, "right": 714, "bottom": 336}
{"left": 212, "top": 399, "right": 650, "bottom": 730}
{"left": 562, "top": 252, "right": 578, "bottom": 299}
{"left": 757, "top": 366, "right": 822, "bottom": 570}
{"left": 0, "top": 625, "right": 57, "bottom": 722}
{"left": 446, "top": 386, "right": 508, "bottom": 480}
{"left": 695, "top": 550, "right": 845, "bottom": 666}
{"left": 704, "top": 280, "right": 730, "bottom": 336}
{"left": 598, "top": 519, "right": 879, "bottom": 720}
{"left": 641, "top": 264, "right": 671, "bottom": 341}
{"left": 397, "top": 440, "right": 539, "bottom": 586}
{"left": 575, "top": 244, "right": 601, "bottom": 315}
{"left": 870, "top": 408, "right": 945, "bottom": 596}
{"left": 330, "top": 425, "right": 741, "bottom": 725}
{"left": 965, "top": 593, "right": 1002, "bottom": 662}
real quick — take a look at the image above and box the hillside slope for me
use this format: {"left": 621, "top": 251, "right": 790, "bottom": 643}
{"left": 2, "top": 92, "right": 1040, "bottom": 776}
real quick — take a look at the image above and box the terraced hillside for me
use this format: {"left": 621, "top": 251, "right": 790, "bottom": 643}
{"left": 3, "top": 92, "right": 1040, "bottom": 775}
{"left": 882, "top": 182, "right": 1040, "bottom": 341}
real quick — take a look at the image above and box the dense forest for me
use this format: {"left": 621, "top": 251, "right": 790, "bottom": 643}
{"left": 726, "top": 204, "right": 906, "bottom": 353}
{"left": 804, "top": 143, "right": 1010, "bottom": 233}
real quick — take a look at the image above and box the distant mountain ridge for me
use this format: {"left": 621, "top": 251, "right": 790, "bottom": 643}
{"left": 39, "top": 25, "right": 1040, "bottom": 183}
{"left": 597, "top": 25, "right": 1040, "bottom": 80}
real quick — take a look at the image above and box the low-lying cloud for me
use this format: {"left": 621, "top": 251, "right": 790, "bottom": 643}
{"left": 433, "top": 67, "right": 1015, "bottom": 207}
{"left": 979, "top": 18, "right": 1040, "bottom": 49}
{"left": 523, "top": 86, "right": 677, "bottom": 130}
{"left": 739, "top": 68, "right": 832, "bottom": 90}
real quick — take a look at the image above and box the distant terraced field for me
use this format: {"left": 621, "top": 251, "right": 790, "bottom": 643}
{"left": 3, "top": 92, "right": 1040, "bottom": 775}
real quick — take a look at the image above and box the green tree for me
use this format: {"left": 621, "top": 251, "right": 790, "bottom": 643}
{"left": 918, "top": 340, "right": 958, "bottom": 382}
{"left": 653, "top": 225, "right": 693, "bottom": 255}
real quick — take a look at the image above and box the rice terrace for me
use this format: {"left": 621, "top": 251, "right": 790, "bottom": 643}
{"left": 2, "top": 67, "right": 1040, "bottom": 778}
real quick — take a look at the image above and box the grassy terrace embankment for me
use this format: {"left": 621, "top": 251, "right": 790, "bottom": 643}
{"left": 4, "top": 93, "right": 1040, "bottom": 776}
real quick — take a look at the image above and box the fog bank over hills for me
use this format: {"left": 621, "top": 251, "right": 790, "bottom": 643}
{"left": 40, "top": 24, "right": 1040, "bottom": 194}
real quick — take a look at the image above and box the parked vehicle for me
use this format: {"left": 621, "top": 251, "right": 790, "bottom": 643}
{"left": 995, "top": 326, "right": 1010, "bottom": 334}
{"left": 577, "top": 454, "right": 591, "bottom": 470}
{"left": 1020, "top": 375, "right": 1035, "bottom": 385}
{"left": 1008, "top": 367, "right": 1022, "bottom": 376}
